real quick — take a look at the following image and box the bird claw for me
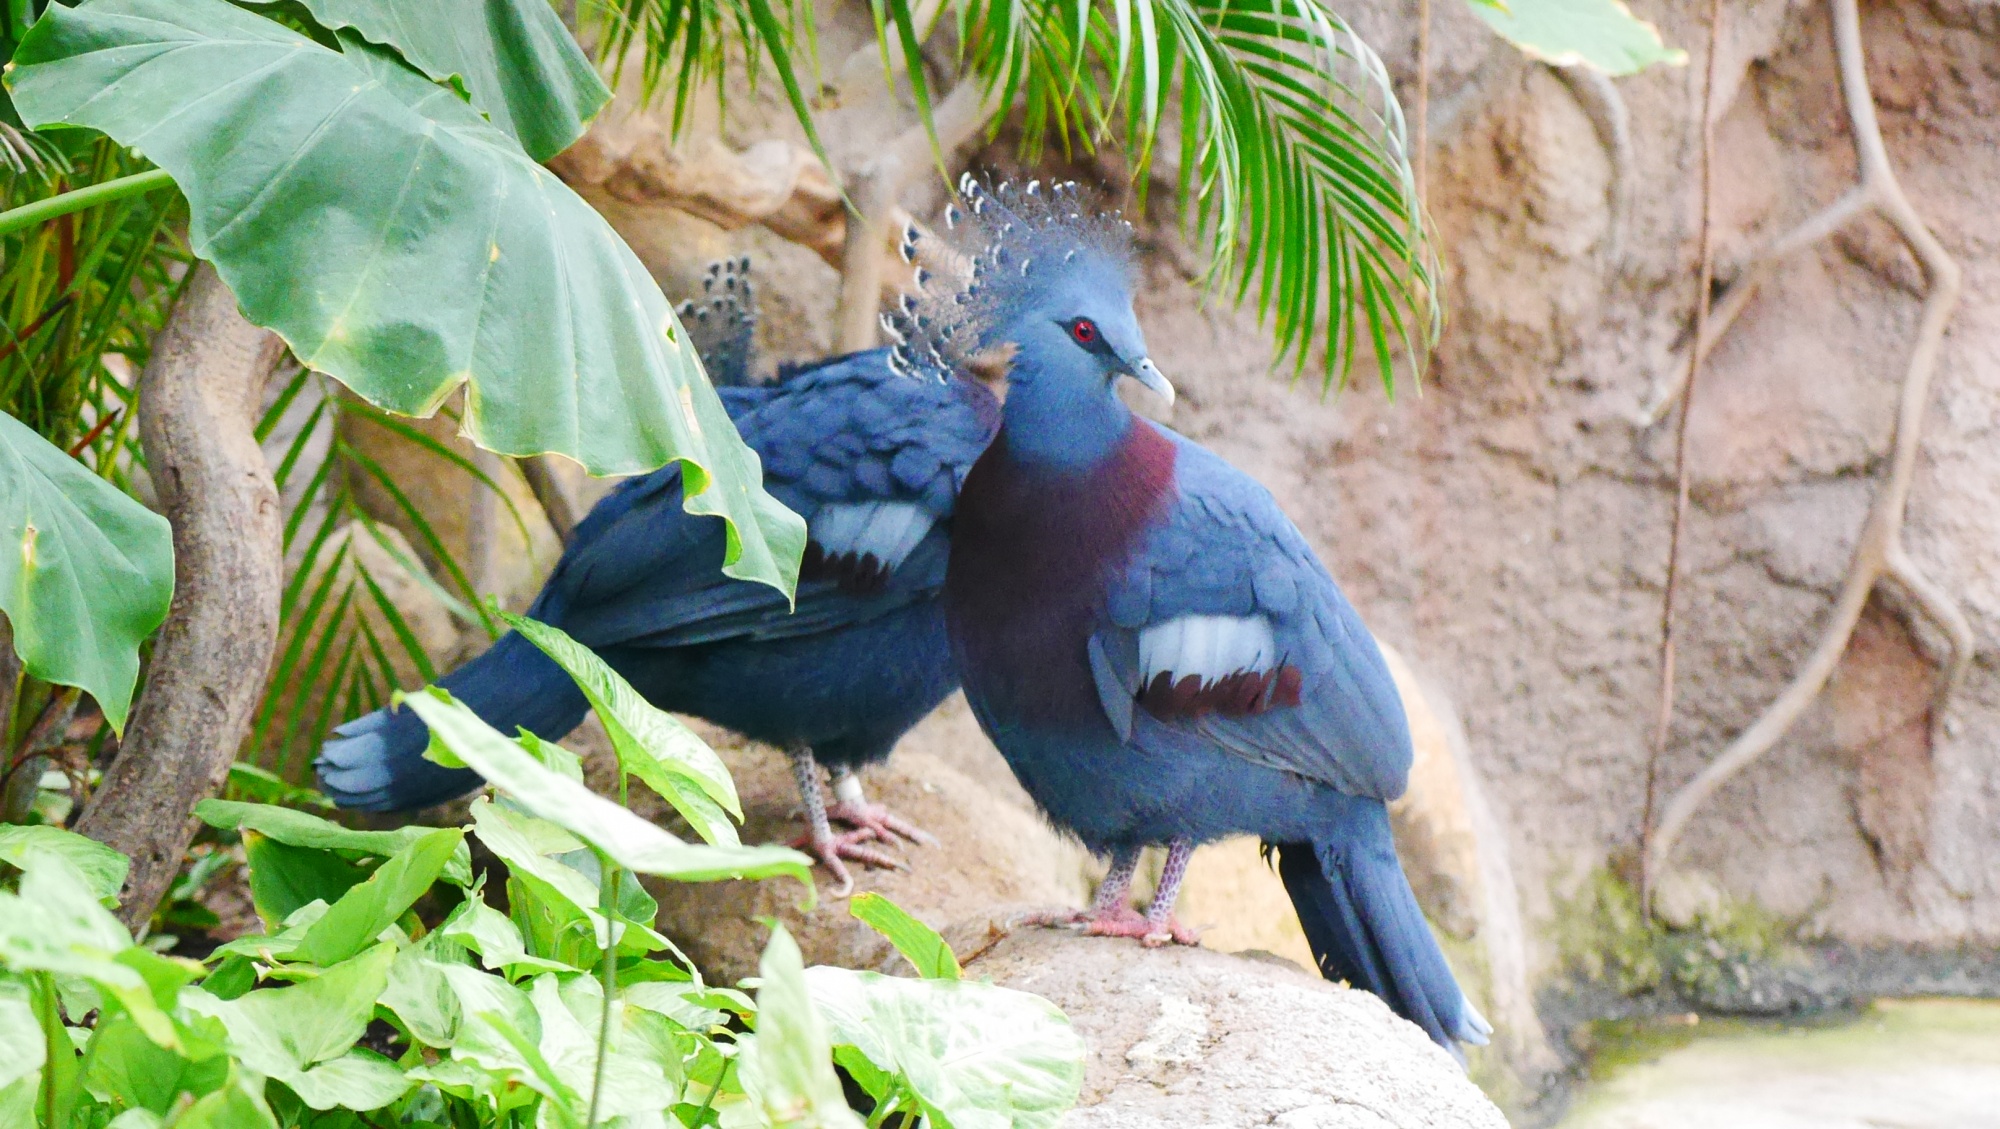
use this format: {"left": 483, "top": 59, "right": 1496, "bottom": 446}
{"left": 826, "top": 799, "right": 939, "bottom": 848}
{"left": 1141, "top": 918, "right": 1201, "bottom": 948}
{"left": 1018, "top": 906, "right": 1198, "bottom": 947}
{"left": 791, "top": 828, "right": 911, "bottom": 897}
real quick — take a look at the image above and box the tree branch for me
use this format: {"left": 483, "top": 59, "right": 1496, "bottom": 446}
{"left": 1643, "top": 0, "right": 1966, "bottom": 900}
{"left": 74, "top": 262, "right": 285, "bottom": 932}
{"left": 831, "top": 78, "right": 995, "bottom": 353}
{"left": 519, "top": 455, "right": 581, "bottom": 544}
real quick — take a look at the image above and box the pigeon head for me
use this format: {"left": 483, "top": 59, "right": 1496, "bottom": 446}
{"left": 889, "top": 176, "right": 1171, "bottom": 469}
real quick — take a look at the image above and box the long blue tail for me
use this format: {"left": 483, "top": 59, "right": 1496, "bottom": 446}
{"left": 315, "top": 631, "right": 590, "bottom": 812}
{"left": 1273, "top": 797, "right": 1491, "bottom": 1056}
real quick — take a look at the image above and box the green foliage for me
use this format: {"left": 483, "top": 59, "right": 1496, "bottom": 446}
{"left": 0, "top": 821, "right": 127, "bottom": 903}
{"left": 0, "top": 797, "right": 1082, "bottom": 1127}
{"left": 607, "top": 0, "right": 1436, "bottom": 393}
{"left": 0, "top": 409, "right": 171, "bottom": 733}
{"left": 0, "top": 120, "right": 183, "bottom": 750}
{"left": 241, "top": 0, "right": 614, "bottom": 161}
{"left": 739, "top": 925, "right": 864, "bottom": 1129}
{"left": 400, "top": 680, "right": 810, "bottom": 885}
{"left": 812, "top": 968, "right": 1084, "bottom": 1129}
{"left": 1556, "top": 868, "right": 1796, "bottom": 1002}
{"left": 957, "top": 0, "right": 1437, "bottom": 392}
{"left": 0, "top": 131, "right": 181, "bottom": 462}
{"left": 848, "top": 893, "right": 958, "bottom": 981}
{"left": 1473, "top": 0, "right": 1687, "bottom": 77}
{"left": 502, "top": 610, "right": 743, "bottom": 846}
{"left": 250, "top": 365, "right": 521, "bottom": 779}
{"left": 8, "top": 0, "right": 806, "bottom": 601}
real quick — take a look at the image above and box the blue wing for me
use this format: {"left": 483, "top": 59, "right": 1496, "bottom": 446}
{"left": 1087, "top": 426, "right": 1412, "bottom": 801}
{"left": 538, "top": 350, "right": 998, "bottom": 651}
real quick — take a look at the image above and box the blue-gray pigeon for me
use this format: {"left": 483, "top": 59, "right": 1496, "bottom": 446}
{"left": 928, "top": 178, "right": 1491, "bottom": 1054}
{"left": 315, "top": 255, "right": 998, "bottom": 892}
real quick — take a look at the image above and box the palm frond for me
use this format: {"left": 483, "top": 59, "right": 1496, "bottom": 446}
{"left": 0, "top": 135, "right": 185, "bottom": 464}
{"left": 592, "top": 0, "right": 1435, "bottom": 393}
{"left": 247, "top": 365, "right": 523, "bottom": 782}
{"left": 940, "top": 0, "right": 1435, "bottom": 392}
{"left": 583, "top": 0, "right": 827, "bottom": 155}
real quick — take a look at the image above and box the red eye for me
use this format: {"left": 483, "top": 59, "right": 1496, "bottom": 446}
{"left": 1070, "top": 318, "right": 1098, "bottom": 345}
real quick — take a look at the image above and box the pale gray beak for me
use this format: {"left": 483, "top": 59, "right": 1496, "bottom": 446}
{"left": 1128, "top": 357, "right": 1175, "bottom": 407}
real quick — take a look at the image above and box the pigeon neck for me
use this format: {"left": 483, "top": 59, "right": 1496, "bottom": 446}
{"left": 997, "top": 361, "right": 1133, "bottom": 472}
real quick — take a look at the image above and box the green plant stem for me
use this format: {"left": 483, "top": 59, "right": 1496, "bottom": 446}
{"left": 32, "top": 972, "right": 79, "bottom": 1129}
{"left": 0, "top": 168, "right": 175, "bottom": 238}
{"left": 587, "top": 853, "right": 621, "bottom": 1128}
{"left": 690, "top": 1055, "right": 732, "bottom": 1126}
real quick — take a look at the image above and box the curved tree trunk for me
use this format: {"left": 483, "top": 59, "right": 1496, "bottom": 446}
{"left": 76, "top": 262, "right": 284, "bottom": 932}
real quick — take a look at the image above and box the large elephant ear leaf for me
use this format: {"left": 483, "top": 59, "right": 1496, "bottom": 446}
{"left": 0, "top": 411, "right": 172, "bottom": 734}
{"left": 240, "top": 0, "right": 611, "bottom": 161}
{"left": 6, "top": 0, "right": 805, "bottom": 597}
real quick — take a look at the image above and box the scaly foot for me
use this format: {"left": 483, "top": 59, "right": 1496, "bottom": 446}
{"left": 827, "top": 798, "right": 939, "bottom": 848}
{"left": 789, "top": 827, "right": 908, "bottom": 898}
{"left": 1017, "top": 906, "right": 1199, "bottom": 947}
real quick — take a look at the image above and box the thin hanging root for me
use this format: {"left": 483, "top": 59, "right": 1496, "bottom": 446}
{"left": 1636, "top": 182, "right": 1872, "bottom": 425}
{"left": 1643, "top": 0, "right": 1966, "bottom": 899}
{"left": 1551, "top": 65, "right": 1634, "bottom": 267}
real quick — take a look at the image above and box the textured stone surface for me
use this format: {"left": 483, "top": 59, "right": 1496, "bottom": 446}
{"left": 971, "top": 929, "right": 1509, "bottom": 1129}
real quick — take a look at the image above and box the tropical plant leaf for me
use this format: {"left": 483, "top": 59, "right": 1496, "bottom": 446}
{"left": 808, "top": 966, "right": 1085, "bottom": 1129}
{"left": 167, "top": 1071, "right": 279, "bottom": 1129}
{"left": 500, "top": 611, "right": 742, "bottom": 845}
{"left": 0, "top": 130, "right": 183, "bottom": 465}
{"left": 194, "top": 798, "right": 473, "bottom": 886}
{"left": 588, "top": 0, "right": 826, "bottom": 152}
{"left": 0, "top": 408, "right": 171, "bottom": 733}
{"left": 239, "top": 833, "right": 368, "bottom": 928}
{"left": 435, "top": 886, "right": 570, "bottom": 978}
{"left": 402, "top": 688, "right": 813, "bottom": 887}
{"left": 183, "top": 942, "right": 408, "bottom": 1110}
{"left": 1472, "top": 0, "right": 1687, "bottom": 76}
{"left": 0, "top": 996, "right": 43, "bottom": 1092}
{"left": 9, "top": 0, "right": 806, "bottom": 597}
{"left": 0, "top": 854, "right": 188, "bottom": 1049}
{"left": 848, "top": 892, "right": 958, "bottom": 980}
{"left": 0, "top": 824, "right": 128, "bottom": 905}
{"left": 298, "top": 827, "right": 464, "bottom": 966}
{"left": 738, "top": 925, "right": 864, "bottom": 1129}
{"left": 243, "top": 0, "right": 611, "bottom": 160}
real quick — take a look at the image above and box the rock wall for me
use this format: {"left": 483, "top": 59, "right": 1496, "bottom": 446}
{"left": 1322, "top": 0, "right": 2000, "bottom": 952}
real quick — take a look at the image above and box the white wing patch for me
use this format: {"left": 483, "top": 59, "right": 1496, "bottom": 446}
{"left": 1139, "top": 614, "right": 1278, "bottom": 682}
{"left": 809, "top": 501, "right": 934, "bottom": 572}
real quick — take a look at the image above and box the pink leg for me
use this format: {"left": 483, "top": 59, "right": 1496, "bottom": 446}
{"left": 824, "top": 768, "right": 939, "bottom": 847}
{"left": 1021, "top": 849, "right": 1149, "bottom": 936}
{"left": 787, "top": 751, "right": 905, "bottom": 898}
{"left": 1141, "top": 838, "right": 1200, "bottom": 947}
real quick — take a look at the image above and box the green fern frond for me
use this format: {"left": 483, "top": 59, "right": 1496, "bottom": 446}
{"left": 248, "top": 366, "right": 523, "bottom": 782}
{"left": 591, "top": 0, "right": 1434, "bottom": 394}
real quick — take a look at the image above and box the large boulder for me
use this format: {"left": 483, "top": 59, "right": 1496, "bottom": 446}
{"left": 972, "top": 928, "right": 1508, "bottom": 1128}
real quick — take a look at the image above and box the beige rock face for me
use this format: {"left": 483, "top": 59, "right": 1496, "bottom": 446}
{"left": 971, "top": 929, "right": 1509, "bottom": 1129}
{"left": 1308, "top": 0, "right": 2000, "bottom": 953}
